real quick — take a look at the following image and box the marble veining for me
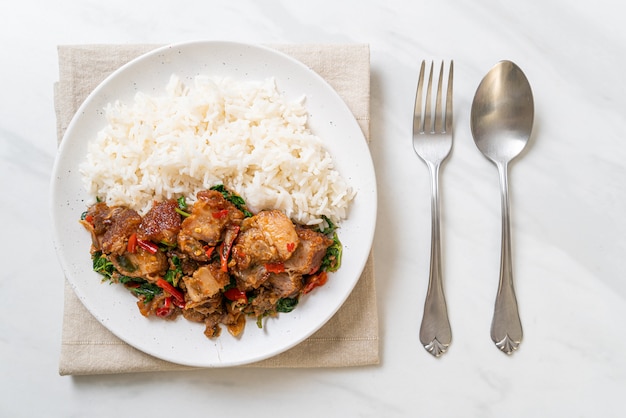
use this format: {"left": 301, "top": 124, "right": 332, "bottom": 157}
{"left": 2, "top": 0, "right": 626, "bottom": 417}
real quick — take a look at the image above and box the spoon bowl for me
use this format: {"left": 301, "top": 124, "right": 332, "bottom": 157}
{"left": 471, "top": 60, "right": 534, "bottom": 164}
{"left": 470, "top": 60, "right": 534, "bottom": 354}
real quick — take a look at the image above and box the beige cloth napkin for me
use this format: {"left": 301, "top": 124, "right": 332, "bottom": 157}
{"left": 55, "top": 43, "right": 378, "bottom": 375}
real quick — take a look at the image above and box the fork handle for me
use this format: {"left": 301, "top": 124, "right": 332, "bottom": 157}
{"left": 419, "top": 162, "right": 452, "bottom": 357}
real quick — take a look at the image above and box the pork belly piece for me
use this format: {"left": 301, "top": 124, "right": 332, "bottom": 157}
{"left": 109, "top": 249, "right": 168, "bottom": 280}
{"left": 182, "top": 262, "right": 230, "bottom": 302}
{"left": 182, "top": 294, "right": 245, "bottom": 338}
{"left": 178, "top": 190, "right": 244, "bottom": 261}
{"left": 230, "top": 210, "right": 299, "bottom": 290}
{"left": 285, "top": 226, "right": 333, "bottom": 276}
{"left": 183, "top": 293, "right": 224, "bottom": 322}
{"left": 244, "top": 286, "right": 277, "bottom": 317}
{"left": 242, "top": 272, "right": 303, "bottom": 317}
{"left": 182, "top": 296, "right": 226, "bottom": 338}
{"left": 137, "top": 200, "right": 181, "bottom": 246}
{"left": 266, "top": 273, "right": 303, "bottom": 299}
{"left": 84, "top": 202, "right": 142, "bottom": 255}
{"left": 81, "top": 202, "right": 168, "bottom": 279}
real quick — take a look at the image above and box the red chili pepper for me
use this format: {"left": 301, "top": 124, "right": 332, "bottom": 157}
{"left": 156, "top": 278, "right": 185, "bottom": 306}
{"left": 212, "top": 209, "right": 229, "bottom": 219}
{"left": 84, "top": 214, "right": 94, "bottom": 224}
{"left": 137, "top": 238, "right": 159, "bottom": 254}
{"left": 223, "top": 287, "right": 247, "bottom": 302}
{"left": 155, "top": 296, "right": 172, "bottom": 317}
{"left": 127, "top": 233, "right": 138, "bottom": 253}
{"left": 204, "top": 245, "right": 215, "bottom": 258}
{"left": 218, "top": 243, "right": 227, "bottom": 272}
{"left": 219, "top": 225, "right": 240, "bottom": 272}
{"left": 265, "top": 262, "right": 285, "bottom": 274}
{"left": 287, "top": 242, "right": 295, "bottom": 252}
{"left": 171, "top": 297, "right": 186, "bottom": 309}
{"left": 303, "top": 271, "right": 328, "bottom": 294}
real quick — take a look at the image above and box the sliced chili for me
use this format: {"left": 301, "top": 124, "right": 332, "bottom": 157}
{"left": 303, "top": 271, "right": 328, "bottom": 294}
{"left": 265, "top": 262, "right": 285, "bottom": 274}
{"left": 219, "top": 225, "right": 240, "bottom": 272}
{"left": 223, "top": 287, "right": 247, "bottom": 302}
{"left": 204, "top": 245, "right": 215, "bottom": 258}
{"left": 156, "top": 278, "right": 185, "bottom": 306}
{"left": 171, "top": 297, "right": 186, "bottom": 309}
{"left": 127, "top": 233, "right": 138, "bottom": 253}
{"left": 137, "top": 238, "right": 159, "bottom": 254}
{"left": 212, "top": 209, "right": 229, "bottom": 219}
{"left": 155, "top": 296, "right": 172, "bottom": 317}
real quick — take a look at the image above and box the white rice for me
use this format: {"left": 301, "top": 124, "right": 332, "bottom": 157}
{"left": 80, "top": 74, "right": 355, "bottom": 226}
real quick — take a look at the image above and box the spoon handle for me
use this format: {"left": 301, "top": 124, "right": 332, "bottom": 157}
{"left": 492, "top": 163, "right": 523, "bottom": 354}
{"left": 420, "top": 162, "right": 452, "bottom": 357}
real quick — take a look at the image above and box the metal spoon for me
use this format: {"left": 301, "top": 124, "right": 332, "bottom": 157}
{"left": 470, "top": 60, "right": 534, "bottom": 355}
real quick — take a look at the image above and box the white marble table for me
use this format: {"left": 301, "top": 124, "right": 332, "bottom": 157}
{"left": 2, "top": 0, "right": 625, "bottom": 416}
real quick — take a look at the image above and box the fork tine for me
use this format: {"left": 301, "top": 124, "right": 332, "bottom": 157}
{"left": 434, "top": 62, "right": 444, "bottom": 133}
{"left": 445, "top": 61, "right": 454, "bottom": 134}
{"left": 424, "top": 62, "right": 434, "bottom": 133}
{"left": 414, "top": 61, "right": 426, "bottom": 133}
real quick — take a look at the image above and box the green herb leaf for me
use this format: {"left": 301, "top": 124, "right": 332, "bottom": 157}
{"left": 117, "top": 276, "right": 135, "bottom": 285}
{"left": 320, "top": 232, "right": 342, "bottom": 272}
{"left": 164, "top": 255, "right": 183, "bottom": 286}
{"left": 210, "top": 184, "right": 253, "bottom": 217}
{"left": 276, "top": 297, "right": 299, "bottom": 313}
{"left": 92, "top": 251, "right": 115, "bottom": 280}
{"left": 317, "top": 215, "right": 338, "bottom": 235}
{"left": 131, "top": 282, "right": 162, "bottom": 302}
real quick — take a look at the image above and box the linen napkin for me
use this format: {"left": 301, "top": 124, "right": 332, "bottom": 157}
{"left": 55, "top": 43, "right": 378, "bottom": 375}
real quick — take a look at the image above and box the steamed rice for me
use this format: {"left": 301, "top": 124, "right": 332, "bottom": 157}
{"left": 80, "top": 74, "right": 355, "bottom": 226}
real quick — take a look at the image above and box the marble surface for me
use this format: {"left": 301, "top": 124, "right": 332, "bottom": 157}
{"left": 2, "top": 0, "right": 625, "bottom": 416}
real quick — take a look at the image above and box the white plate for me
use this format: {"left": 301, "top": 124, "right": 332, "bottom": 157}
{"left": 50, "top": 41, "right": 377, "bottom": 367}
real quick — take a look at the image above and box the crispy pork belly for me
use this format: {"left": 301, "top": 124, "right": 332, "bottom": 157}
{"left": 110, "top": 249, "right": 168, "bottom": 280}
{"left": 285, "top": 226, "right": 333, "bottom": 275}
{"left": 137, "top": 200, "right": 181, "bottom": 246}
{"left": 85, "top": 202, "right": 142, "bottom": 255}
{"left": 82, "top": 202, "right": 168, "bottom": 279}
{"left": 230, "top": 210, "right": 299, "bottom": 290}
{"left": 267, "top": 273, "right": 303, "bottom": 299}
{"left": 183, "top": 294, "right": 224, "bottom": 322}
{"left": 182, "top": 263, "right": 230, "bottom": 302}
{"left": 178, "top": 190, "right": 244, "bottom": 261}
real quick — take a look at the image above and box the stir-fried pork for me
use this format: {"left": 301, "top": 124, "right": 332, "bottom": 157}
{"left": 230, "top": 210, "right": 299, "bottom": 290}
{"left": 84, "top": 202, "right": 142, "bottom": 255}
{"left": 183, "top": 262, "right": 230, "bottom": 302}
{"left": 110, "top": 250, "right": 168, "bottom": 279}
{"left": 285, "top": 226, "right": 334, "bottom": 275}
{"left": 82, "top": 202, "right": 168, "bottom": 279}
{"left": 137, "top": 200, "right": 181, "bottom": 246}
{"left": 267, "top": 273, "right": 303, "bottom": 299}
{"left": 178, "top": 190, "right": 244, "bottom": 261}
{"left": 81, "top": 188, "right": 338, "bottom": 340}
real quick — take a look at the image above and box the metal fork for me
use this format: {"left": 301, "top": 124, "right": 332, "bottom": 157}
{"left": 413, "top": 61, "right": 453, "bottom": 357}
